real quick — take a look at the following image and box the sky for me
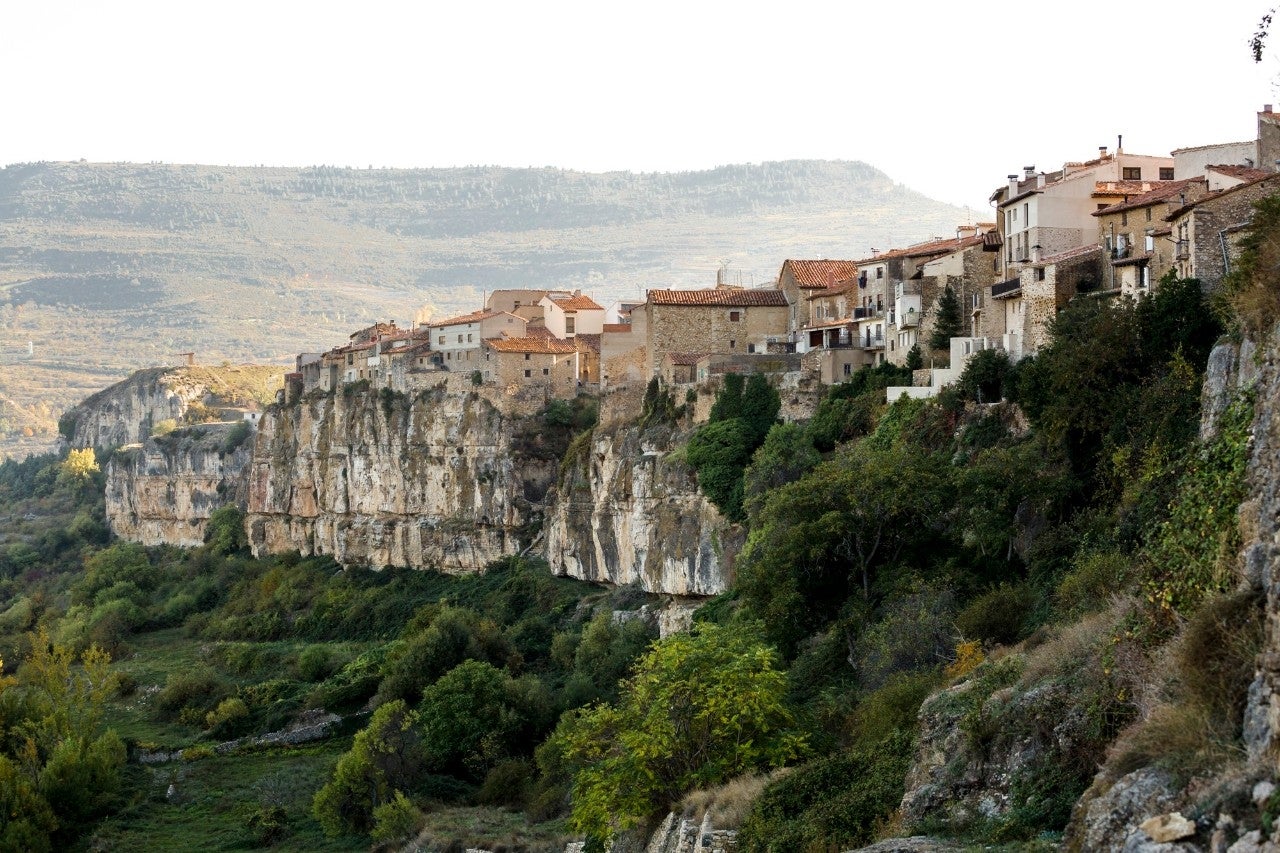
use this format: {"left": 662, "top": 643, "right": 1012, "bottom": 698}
{"left": 3, "top": 1, "right": 1278, "bottom": 211}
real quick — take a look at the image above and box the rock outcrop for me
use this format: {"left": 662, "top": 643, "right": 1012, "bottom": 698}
{"left": 245, "top": 387, "right": 550, "bottom": 573}
{"left": 61, "top": 364, "right": 284, "bottom": 449}
{"left": 105, "top": 422, "right": 254, "bottom": 546}
{"left": 544, "top": 417, "right": 742, "bottom": 596}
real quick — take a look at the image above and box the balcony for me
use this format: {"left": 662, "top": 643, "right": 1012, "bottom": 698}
{"left": 862, "top": 334, "right": 885, "bottom": 350}
{"left": 898, "top": 310, "right": 920, "bottom": 328}
{"left": 853, "top": 306, "right": 885, "bottom": 320}
{"left": 991, "top": 278, "right": 1022, "bottom": 299}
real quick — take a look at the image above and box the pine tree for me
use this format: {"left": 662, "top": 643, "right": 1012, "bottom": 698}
{"left": 929, "top": 287, "right": 963, "bottom": 351}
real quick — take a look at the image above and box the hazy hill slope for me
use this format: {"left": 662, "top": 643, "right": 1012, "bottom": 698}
{"left": 0, "top": 159, "right": 976, "bottom": 457}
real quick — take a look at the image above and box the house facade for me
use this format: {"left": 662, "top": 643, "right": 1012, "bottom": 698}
{"left": 482, "top": 337, "right": 579, "bottom": 398}
{"left": 1168, "top": 173, "right": 1280, "bottom": 288}
{"left": 775, "top": 259, "right": 861, "bottom": 334}
{"left": 644, "top": 287, "right": 790, "bottom": 379}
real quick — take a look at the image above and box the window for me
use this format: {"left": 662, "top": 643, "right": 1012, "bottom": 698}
{"left": 446, "top": 352, "right": 451, "bottom": 360}
{"left": 1123, "top": 167, "right": 1142, "bottom": 180}
{"left": 729, "top": 310, "right": 741, "bottom": 322}
{"left": 1145, "top": 234, "right": 1155, "bottom": 252}
{"left": 438, "top": 336, "right": 444, "bottom": 345}
{"left": 1037, "top": 268, "right": 1046, "bottom": 281}
{"left": 524, "top": 369, "right": 531, "bottom": 378}
{"left": 566, "top": 317, "right": 575, "bottom": 334}
{"left": 467, "top": 333, "right": 473, "bottom": 342}
{"left": 729, "top": 340, "right": 736, "bottom": 349}
{"left": 542, "top": 368, "right": 549, "bottom": 375}
{"left": 876, "top": 268, "right": 883, "bottom": 279}
{"left": 1022, "top": 202, "right": 1029, "bottom": 224}
{"left": 1121, "top": 212, "right": 1127, "bottom": 225}
{"left": 524, "top": 353, "right": 530, "bottom": 360}
{"left": 1011, "top": 208, "right": 1018, "bottom": 223}
{"left": 747, "top": 343, "right": 755, "bottom": 353}
{"left": 1159, "top": 167, "right": 1175, "bottom": 180}
{"left": 457, "top": 334, "right": 463, "bottom": 343}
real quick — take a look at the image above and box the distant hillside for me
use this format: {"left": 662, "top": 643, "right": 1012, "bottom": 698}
{"left": 0, "top": 159, "right": 977, "bottom": 457}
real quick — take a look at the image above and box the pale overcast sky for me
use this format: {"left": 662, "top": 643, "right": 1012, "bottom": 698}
{"left": 3, "top": 1, "right": 1277, "bottom": 210}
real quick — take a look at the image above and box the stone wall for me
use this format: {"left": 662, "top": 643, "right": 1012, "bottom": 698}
{"left": 645, "top": 304, "right": 789, "bottom": 378}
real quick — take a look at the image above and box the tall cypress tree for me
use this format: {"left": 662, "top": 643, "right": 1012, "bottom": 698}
{"left": 929, "top": 287, "right": 963, "bottom": 351}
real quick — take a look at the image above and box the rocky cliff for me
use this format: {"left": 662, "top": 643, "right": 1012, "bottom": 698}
{"left": 105, "top": 422, "right": 254, "bottom": 546}
{"left": 61, "top": 364, "right": 284, "bottom": 449}
{"left": 244, "top": 387, "right": 554, "bottom": 573}
{"left": 544, "top": 416, "right": 742, "bottom": 596}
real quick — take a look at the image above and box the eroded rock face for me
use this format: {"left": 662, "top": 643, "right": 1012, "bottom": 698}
{"left": 105, "top": 422, "right": 253, "bottom": 546}
{"left": 246, "top": 388, "right": 550, "bottom": 573}
{"left": 65, "top": 367, "right": 208, "bottom": 449}
{"left": 544, "top": 420, "right": 742, "bottom": 596}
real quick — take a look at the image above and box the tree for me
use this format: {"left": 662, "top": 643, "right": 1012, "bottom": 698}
{"left": 313, "top": 700, "right": 424, "bottom": 836}
{"left": 928, "top": 287, "right": 963, "bottom": 352}
{"left": 57, "top": 448, "right": 98, "bottom": 486}
{"left": 551, "top": 623, "right": 805, "bottom": 843}
{"left": 905, "top": 344, "right": 924, "bottom": 371}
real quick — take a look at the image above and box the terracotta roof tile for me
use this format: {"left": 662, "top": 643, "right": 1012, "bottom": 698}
{"left": 648, "top": 288, "right": 790, "bottom": 307}
{"left": 782, "top": 259, "right": 862, "bottom": 288}
{"left": 575, "top": 334, "right": 602, "bottom": 354}
{"left": 1165, "top": 173, "right": 1280, "bottom": 220}
{"left": 1093, "top": 180, "right": 1169, "bottom": 197}
{"left": 484, "top": 337, "right": 578, "bottom": 354}
{"left": 805, "top": 279, "right": 861, "bottom": 300}
{"left": 428, "top": 309, "right": 509, "bottom": 328}
{"left": 602, "top": 323, "right": 633, "bottom": 333}
{"left": 866, "top": 234, "right": 985, "bottom": 264}
{"left": 664, "top": 352, "right": 709, "bottom": 366}
{"left": 550, "top": 294, "right": 604, "bottom": 311}
{"left": 1092, "top": 179, "right": 1206, "bottom": 216}
{"left": 1035, "top": 244, "right": 1104, "bottom": 266}
{"left": 1207, "top": 164, "right": 1273, "bottom": 181}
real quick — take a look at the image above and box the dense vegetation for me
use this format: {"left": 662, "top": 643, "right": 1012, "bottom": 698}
{"left": 0, "top": 230, "right": 1272, "bottom": 848}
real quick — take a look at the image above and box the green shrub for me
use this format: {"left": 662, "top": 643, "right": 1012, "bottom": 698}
{"left": 246, "top": 804, "right": 290, "bottom": 846}
{"left": 477, "top": 758, "right": 534, "bottom": 807}
{"left": 296, "top": 645, "right": 337, "bottom": 682}
{"left": 955, "top": 583, "right": 1037, "bottom": 646}
{"left": 371, "top": 790, "right": 425, "bottom": 842}
{"left": 156, "top": 668, "right": 231, "bottom": 721}
{"left": 221, "top": 420, "right": 252, "bottom": 453}
{"left": 205, "top": 697, "right": 250, "bottom": 738}
{"left": 1056, "top": 551, "right": 1131, "bottom": 617}
{"left": 739, "top": 731, "right": 915, "bottom": 852}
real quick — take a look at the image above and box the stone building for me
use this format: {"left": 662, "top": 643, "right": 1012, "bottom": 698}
{"left": 482, "top": 337, "right": 579, "bottom": 398}
{"left": 539, "top": 292, "right": 605, "bottom": 338}
{"left": 990, "top": 147, "right": 1175, "bottom": 283}
{"left": 986, "top": 244, "right": 1105, "bottom": 359}
{"left": 1092, "top": 179, "right": 1209, "bottom": 296}
{"left": 643, "top": 287, "right": 790, "bottom": 379}
{"left": 600, "top": 316, "right": 648, "bottom": 390}
{"left": 1167, "top": 172, "right": 1280, "bottom": 290}
{"left": 774, "top": 259, "right": 861, "bottom": 333}
{"left": 427, "top": 309, "right": 528, "bottom": 371}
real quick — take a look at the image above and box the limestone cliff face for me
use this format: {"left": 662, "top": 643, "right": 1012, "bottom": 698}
{"left": 544, "top": 418, "right": 742, "bottom": 596}
{"left": 105, "top": 422, "right": 254, "bottom": 546}
{"left": 245, "top": 387, "right": 555, "bottom": 573}
{"left": 62, "top": 364, "right": 284, "bottom": 449}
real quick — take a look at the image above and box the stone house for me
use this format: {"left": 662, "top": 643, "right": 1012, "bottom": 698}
{"left": 1167, "top": 172, "right": 1280, "bottom": 289}
{"left": 643, "top": 287, "right": 790, "bottom": 379}
{"left": 660, "top": 352, "right": 706, "bottom": 385}
{"left": 990, "top": 147, "right": 1175, "bottom": 282}
{"left": 427, "top": 309, "right": 528, "bottom": 371}
{"left": 905, "top": 231, "right": 997, "bottom": 364}
{"left": 774, "top": 259, "right": 862, "bottom": 334}
{"left": 986, "top": 244, "right": 1104, "bottom": 359}
{"left": 482, "top": 337, "right": 579, "bottom": 398}
{"left": 1092, "top": 179, "right": 1210, "bottom": 297}
{"left": 801, "top": 277, "right": 864, "bottom": 382}
{"left": 601, "top": 316, "right": 648, "bottom": 390}
{"left": 539, "top": 292, "right": 605, "bottom": 339}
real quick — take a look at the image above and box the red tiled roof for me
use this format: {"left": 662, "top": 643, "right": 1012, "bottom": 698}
{"left": 602, "top": 323, "right": 633, "bottom": 333}
{"left": 1035, "top": 244, "right": 1104, "bottom": 266}
{"left": 805, "top": 278, "right": 860, "bottom": 300}
{"left": 1165, "top": 173, "right": 1280, "bottom": 220}
{"left": 1092, "top": 180, "right": 1169, "bottom": 197}
{"left": 575, "top": 333, "right": 602, "bottom": 354}
{"left": 485, "top": 337, "right": 578, "bottom": 354}
{"left": 782, "top": 259, "right": 862, "bottom": 288}
{"left": 525, "top": 324, "right": 555, "bottom": 339}
{"left": 551, "top": 294, "right": 604, "bottom": 311}
{"left": 664, "top": 352, "right": 708, "bottom": 366}
{"left": 648, "top": 288, "right": 789, "bottom": 307}
{"left": 1092, "top": 179, "right": 1206, "bottom": 216}
{"left": 869, "top": 234, "right": 985, "bottom": 263}
{"left": 1207, "top": 164, "right": 1272, "bottom": 182}
{"left": 428, "top": 309, "right": 513, "bottom": 328}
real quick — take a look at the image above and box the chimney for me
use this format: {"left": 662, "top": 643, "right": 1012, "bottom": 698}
{"left": 1266, "top": 104, "right": 1274, "bottom": 113}
{"left": 1008, "top": 174, "right": 1019, "bottom": 196}
{"left": 1099, "top": 146, "right": 1108, "bottom": 158}
{"left": 1031, "top": 244, "right": 1042, "bottom": 264}
{"left": 1023, "top": 165, "right": 1036, "bottom": 179}
{"left": 1117, "top": 134, "right": 1123, "bottom": 154}
{"left": 1036, "top": 172, "right": 1046, "bottom": 189}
